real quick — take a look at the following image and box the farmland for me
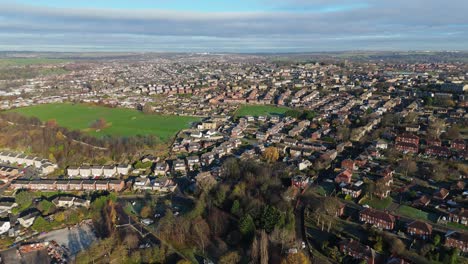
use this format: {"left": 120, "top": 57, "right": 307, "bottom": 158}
{"left": 8, "top": 103, "right": 200, "bottom": 141}
{"left": 0, "top": 58, "right": 69, "bottom": 67}
{"left": 235, "top": 104, "right": 289, "bottom": 117}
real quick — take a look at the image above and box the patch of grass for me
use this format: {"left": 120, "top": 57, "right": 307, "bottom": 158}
{"left": 446, "top": 222, "right": 468, "bottom": 231}
{"left": 396, "top": 205, "right": 430, "bottom": 221}
{"left": 360, "top": 196, "right": 393, "bottom": 210}
{"left": 9, "top": 103, "right": 200, "bottom": 141}
{"left": 235, "top": 104, "right": 289, "bottom": 117}
{"left": 0, "top": 58, "right": 68, "bottom": 67}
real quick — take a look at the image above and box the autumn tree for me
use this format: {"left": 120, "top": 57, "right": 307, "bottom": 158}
{"left": 124, "top": 233, "right": 139, "bottom": 249}
{"left": 140, "top": 205, "right": 152, "bottom": 218}
{"left": 428, "top": 118, "right": 445, "bottom": 138}
{"left": 46, "top": 119, "right": 58, "bottom": 128}
{"left": 281, "top": 251, "right": 310, "bottom": 264}
{"left": 263, "top": 147, "right": 280, "bottom": 163}
{"left": 142, "top": 103, "right": 154, "bottom": 114}
{"left": 219, "top": 251, "right": 241, "bottom": 264}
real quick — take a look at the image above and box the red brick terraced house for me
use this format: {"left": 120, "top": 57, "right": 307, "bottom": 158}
{"left": 412, "top": 195, "right": 431, "bottom": 207}
{"left": 335, "top": 169, "right": 353, "bottom": 184}
{"left": 339, "top": 239, "right": 376, "bottom": 264}
{"left": 395, "top": 142, "right": 419, "bottom": 154}
{"left": 427, "top": 138, "right": 442, "bottom": 146}
{"left": 451, "top": 138, "right": 466, "bottom": 151}
{"left": 396, "top": 133, "right": 419, "bottom": 145}
{"left": 341, "top": 159, "right": 357, "bottom": 171}
{"left": 425, "top": 146, "right": 451, "bottom": 157}
{"left": 359, "top": 208, "right": 395, "bottom": 230}
{"left": 445, "top": 231, "right": 468, "bottom": 253}
{"left": 433, "top": 188, "right": 450, "bottom": 200}
{"left": 448, "top": 208, "right": 468, "bottom": 226}
{"left": 407, "top": 220, "right": 432, "bottom": 240}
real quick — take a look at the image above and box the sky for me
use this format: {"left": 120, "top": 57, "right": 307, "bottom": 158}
{"left": 0, "top": 0, "right": 468, "bottom": 52}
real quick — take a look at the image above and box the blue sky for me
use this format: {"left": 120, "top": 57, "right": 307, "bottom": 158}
{"left": 1, "top": 0, "right": 467, "bottom": 52}
{"left": 10, "top": 0, "right": 367, "bottom": 12}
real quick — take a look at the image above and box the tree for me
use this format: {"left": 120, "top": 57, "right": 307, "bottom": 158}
{"left": 142, "top": 103, "right": 154, "bottom": 114}
{"left": 140, "top": 205, "right": 152, "bottom": 218}
{"left": 363, "top": 180, "right": 376, "bottom": 199}
{"left": 446, "top": 126, "right": 461, "bottom": 140}
{"left": 399, "top": 157, "right": 417, "bottom": 177}
{"left": 90, "top": 118, "right": 107, "bottom": 130}
{"left": 231, "top": 200, "right": 241, "bottom": 217}
{"left": 38, "top": 200, "right": 55, "bottom": 215}
{"left": 445, "top": 248, "right": 459, "bottom": 264}
{"left": 336, "top": 125, "right": 350, "bottom": 142}
{"left": 428, "top": 118, "right": 445, "bottom": 138}
{"left": 281, "top": 251, "right": 310, "bottom": 264}
{"left": 15, "top": 191, "right": 35, "bottom": 209}
{"left": 190, "top": 217, "right": 210, "bottom": 254}
{"left": 250, "top": 236, "right": 260, "bottom": 264}
{"left": 124, "top": 233, "right": 139, "bottom": 249}
{"left": 433, "top": 234, "right": 441, "bottom": 247}
{"left": 260, "top": 230, "right": 269, "bottom": 264}
{"left": 239, "top": 214, "right": 255, "bottom": 240}
{"left": 260, "top": 205, "right": 281, "bottom": 232}
{"left": 219, "top": 251, "right": 241, "bottom": 264}
{"left": 285, "top": 110, "right": 302, "bottom": 119}
{"left": 263, "top": 147, "right": 279, "bottom": 163}
{"left": 45, "top": 119, "right": 57, "bottom": 128}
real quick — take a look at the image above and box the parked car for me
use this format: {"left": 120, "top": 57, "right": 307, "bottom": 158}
{"left": 141, "top": 218, "right": 154, "bottom": 226}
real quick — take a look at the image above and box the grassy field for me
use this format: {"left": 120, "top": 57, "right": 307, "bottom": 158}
{"left": 0, "top": 58, "right": 69, "bottom": 67}
{"left": 9, "top": 103, "right": 200, "bottom": 141}
{"left": 360, "top": 196, "right": 393, "bottom": 210}
{"left": 396, "top": 205, "right": 430, "bottom": 221}
{"left": 235, "top": 104, "right": 289, "bottom": 117}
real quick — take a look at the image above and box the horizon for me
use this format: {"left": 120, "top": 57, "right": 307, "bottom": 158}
{"left": 1, "top": 0, "right": 468, "bottom": 52}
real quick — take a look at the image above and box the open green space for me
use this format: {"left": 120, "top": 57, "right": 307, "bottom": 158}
{"left": 0, "top": 58, "right": 69, "bottom": 67}
{"left": 446, "top": 222, "right": 468, "bottom": 231}
{"left": 396, "top": 205, "right": 430, "bottom": 221}
{"left": 8, "top": 103, "right": 200, "bottom": 141}
{"left": 235, "top": 104, "right": 290, "bottom": 117}
{"left": 360, "top": 196, "right": 393, "bottom": 210}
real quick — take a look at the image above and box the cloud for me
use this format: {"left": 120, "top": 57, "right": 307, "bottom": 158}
{"left": 0, "top": 0, "right": 467, "bottom": 51}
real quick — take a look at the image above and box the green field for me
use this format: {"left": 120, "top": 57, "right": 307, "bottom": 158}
{"left": 9, "top": 103, "right": 200, "bottom": 141}
{"left": 0, "top": 58, "right": 69, "bottom": 67}
{"left": 360, "top": 196, "right": 393, "bottom": 210}
{"left": 396, "top": 205, "right": 430, "bottom": 221}
{"left": 235, "top": 104, "right": 289, "bottom": 117}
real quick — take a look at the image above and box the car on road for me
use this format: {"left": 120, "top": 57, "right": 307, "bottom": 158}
{"left": 140, "top": 218, "right": 154, "bottom": 226}
{"left": 301, "top": 241, "right": 306, "bottom": 249}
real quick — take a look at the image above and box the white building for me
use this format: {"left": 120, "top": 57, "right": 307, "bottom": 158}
{"left": 0, "top": 221, "right": 10, "bottom": 235}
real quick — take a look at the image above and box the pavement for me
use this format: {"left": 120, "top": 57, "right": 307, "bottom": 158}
{"left": 37, "top": 221, "right": 97, "bottom": 256}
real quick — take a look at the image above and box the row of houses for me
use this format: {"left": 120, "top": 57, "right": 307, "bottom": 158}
{"left": 67, "top": 164, "right": 131, "bottom": 178}
{"left": 0, "top": 151, "right": 57, "bottom": 175}
{"left": 133, "top": 177, "right": 178, "bottom": 193}
{"left": 10, "top": 179, "right": 125, "bottom": 192}
{"left": 395, "top": 134, "right": 466, "bottom": 155}
{"left": 359, "top": 207, "right": 468, "bottom": 252}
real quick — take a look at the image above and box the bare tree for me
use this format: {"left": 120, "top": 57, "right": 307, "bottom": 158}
{"left": 250, "top": 236, "right": 259, "bottom": 264}
{"left": 260, "top": 230, "right": 269, "bottom": 264}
